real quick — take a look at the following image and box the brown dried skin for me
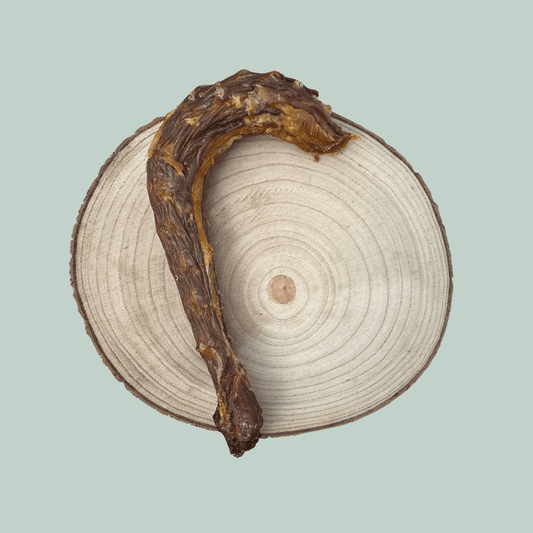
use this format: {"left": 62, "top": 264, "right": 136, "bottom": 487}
{"left": 146, "top": 69, "right": 358, "bottom": 456}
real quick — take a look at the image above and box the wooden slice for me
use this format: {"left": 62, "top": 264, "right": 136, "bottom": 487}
{"left": 70, "top": 114, "right": 452, "bottom": 437}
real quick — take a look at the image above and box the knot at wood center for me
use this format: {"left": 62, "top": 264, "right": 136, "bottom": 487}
{"left": 268, "top": 275, "right": 296, "bottom": 304}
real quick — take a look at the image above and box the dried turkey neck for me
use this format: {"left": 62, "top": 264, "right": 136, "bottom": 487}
{"left": 146, "top": 69, "right": 358, "bottom": 457}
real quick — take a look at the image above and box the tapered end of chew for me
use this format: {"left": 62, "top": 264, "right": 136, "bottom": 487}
{"left": 214, "top": 412, "right": 262, "bottom": 457}
{"left": 213, "top": 371, "right": 264, "bottom": 458}
{"left": 222, "top": 428, "right": 262, "bottom": 458}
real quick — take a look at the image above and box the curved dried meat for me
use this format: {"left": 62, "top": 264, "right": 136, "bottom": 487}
{"left": 147, "top": 69, "right": 358, "bottom": 456}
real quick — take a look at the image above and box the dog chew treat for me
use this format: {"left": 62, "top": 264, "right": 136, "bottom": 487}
{"left": 146, "top": 69, "right": 358, "bottom": 457}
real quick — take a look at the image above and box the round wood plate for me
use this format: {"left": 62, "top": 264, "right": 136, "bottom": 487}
{"left": 70, "top": 113, "right": 452, "bottom": 437}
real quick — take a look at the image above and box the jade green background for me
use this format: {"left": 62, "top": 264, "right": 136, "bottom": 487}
{"left": 2, "top": 1, "right": 531, "bottom": 531}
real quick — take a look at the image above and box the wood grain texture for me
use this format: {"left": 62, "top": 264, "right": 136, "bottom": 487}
{"left": 70, "top": 114, "right": 452, "bottom": 437}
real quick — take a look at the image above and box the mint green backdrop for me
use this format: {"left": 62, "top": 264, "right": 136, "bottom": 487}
{"left": 1, "top": 1, "right": 531, "bottom": 531}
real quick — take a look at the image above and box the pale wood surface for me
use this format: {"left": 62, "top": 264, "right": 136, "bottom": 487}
{"left": 71, "top": 115, "right": 452, "bottom": 437}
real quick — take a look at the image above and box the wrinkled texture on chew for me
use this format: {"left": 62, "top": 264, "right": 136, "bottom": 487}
{"left": 146, "top": 69, "right": 358, "bottom": 456}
